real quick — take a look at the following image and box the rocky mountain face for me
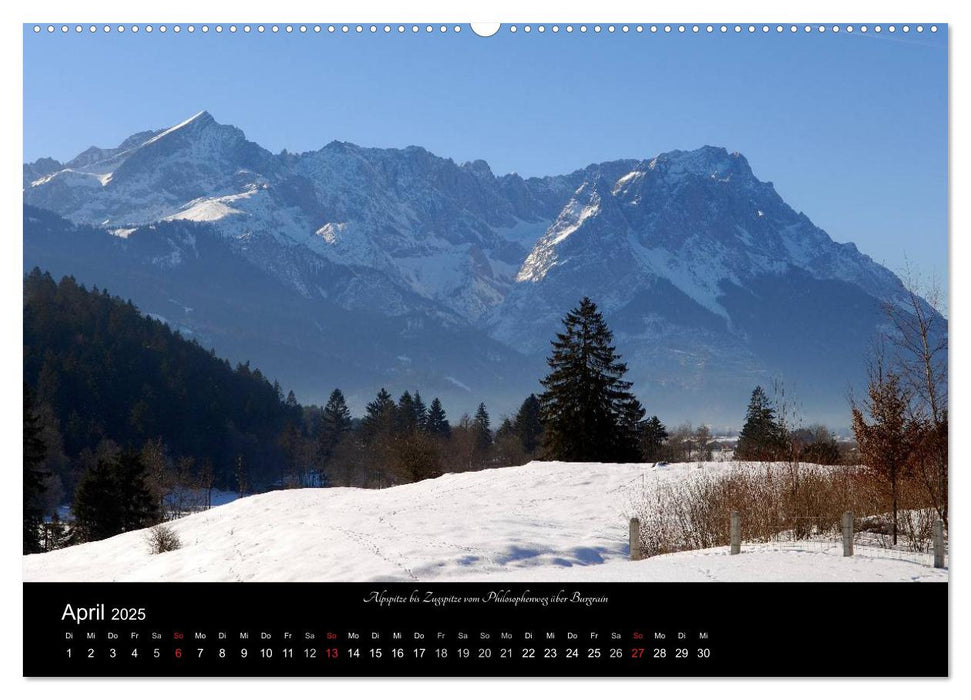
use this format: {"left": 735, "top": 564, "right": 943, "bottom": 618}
{"left": 23, "top": 111, "right": 929, "bottom": 426}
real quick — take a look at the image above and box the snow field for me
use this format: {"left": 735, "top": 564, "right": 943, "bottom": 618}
{"left": 23, "top": 461, "right": 947, "bottom": 583}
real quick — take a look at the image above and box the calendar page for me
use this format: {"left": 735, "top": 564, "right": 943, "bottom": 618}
{"left": 21, "top": 18, "right": 948, "bottom": 678}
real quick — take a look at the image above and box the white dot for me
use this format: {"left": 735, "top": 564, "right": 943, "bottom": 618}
{"left": 61, "top": 25, "right": 68, "bottom": 32}
{"left": 721, "top": 26, "right": 728, "bottom": 33}
{"left": 622, "top": 26, "right": 629, "bottom": 33}
{"left": 762, "top": 25, "right": 770, "bottom": 33}
{"left": 580, "top": 26, "right": 587, "bottom": 33}
{"left": 818, "top": 25, "right": 825, "bottom": 33}
{"left": 931, "top": 25, "right": 938, "bottom": 32}
{"left": 917, "top": 25, "right": 924, "bottom": 33}
{"left": 159, "top": 25, "right": 167, "bottom": 33}
{"left": 202, "top": 25, "right": 210, "bottom": 33}
{"left": 117, "top": 25, "right": 124, "bottom": 33}
{"left": 608, "top": 25, "right": 616, "bottom": 33}
{"left": 552, "top": 26, "right": 560, "bottom": 33}
{"left": 636, "top": 26, "right": 643, "bottom": 33}
{"left": 748, "top": 25, "right": 755, "bottom": 33}
{"left": 664, "top": 26, "right": 671, "bottom": 33}
{"left": 875, "top": 26, "right": 882, "bottom": 33}
{"left": 903, "top": 25, "right": 910, "bottom": 33}
{"left": 692, "top": 26, "right": 699, "bottom": 33}
{"left": 847, "top": 26, "right": 854, "bottom": 33}
{"left": 889, "top": 25, "right": 896, "bottom": 33}
{"left": 706, "top": 25, "right": 713, "bottom": 33}
{"left": 454, "top": 25, "right": 461, "bottom": 33}
{"left": 832, "top": 25, "right": 839, "bottom": 33}
{"left": 566, "top": 26, "right": 573, "bottom": 33}
{"left": 861, "top": 25, "right": 868, "bottom": 33}
{"left": 734, "top": 25, "right": 741, "bottom": 33}
{"left": 32, "top": 25, "right": 39, "bottom": 33}
{"left": 103, "top": 25, "right": 111, "bottom": 33}
{"left": 524, "top": 25, "right": 531, "bottom": 33}
{"left": 539, "top": 26, "right": 546, "bottom": 33}
{"left": 510, "top": 25, "right": 517, "bottom": 33}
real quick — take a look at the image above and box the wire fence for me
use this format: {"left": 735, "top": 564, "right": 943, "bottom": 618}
{"left": 739, "top": 513, "right": 946, "bottom": 568}
{"left": 630, "top": 510, "right": 948, "bottom": 569}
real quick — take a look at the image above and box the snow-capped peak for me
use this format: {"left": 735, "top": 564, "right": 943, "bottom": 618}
{"left": 140, "top": 110, "right": 214, "bottom": 146}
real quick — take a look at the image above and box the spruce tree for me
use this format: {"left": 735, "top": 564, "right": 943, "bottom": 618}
{"left": 735, "top": 386, "right": 789, "bottom": 461}
{"left": 539, "top": 297, "right": 641, "bottom": 462}
{"left": 512, "top": 394, "right": 543, "bottom": 455}
{"left": 361, "top": 388, "right": 396, "bottom": 443}
{"left": 73, "top": 449, "right": 160, "bottom": 543}
{"left": 473, "top": 403, "right": 492, "bottom": 452}
{"left": 616, "top": 396, "right": 647, "bottom": 462}
{"left": 413, "top": 392, "right": 428, "bottom": 432}
{"left": 23, "top": 383, "right": 48, "bottom": 554}
{"left": 640, "top": 415, "right": 669, "bottom": 462}
{"left": 396, "top": 391, "right": 418, "bottom": 435}
{"left": 318, "top": 388, "right": 352, "bottom": 463}
{"left": 73, "top": 457, "right": 120, "bottom": 542}
{"left": 426, "top": 398, "right": 451, "bottom": 438}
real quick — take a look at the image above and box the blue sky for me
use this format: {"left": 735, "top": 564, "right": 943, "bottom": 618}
{"left": 23, "top": 25, "right": 948, "bottom": 284}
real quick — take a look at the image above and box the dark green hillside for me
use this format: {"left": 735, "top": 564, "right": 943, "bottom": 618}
{"left": 23, "top": 268, "right": 302, "bottom": 490}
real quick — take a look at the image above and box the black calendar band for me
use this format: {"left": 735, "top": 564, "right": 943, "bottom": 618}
{"left": 23, "top": 582, "right": 948, "bottom": 677}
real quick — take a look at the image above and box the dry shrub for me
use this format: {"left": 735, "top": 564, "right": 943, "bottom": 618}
{"left": 631, "top": 462, "right": 941, "bottom": 557}
{"left": 146, "top": 523, "right": 181, "bottom": 554}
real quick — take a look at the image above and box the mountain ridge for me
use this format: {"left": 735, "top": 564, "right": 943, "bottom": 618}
{"left": 23, "top": 111, "right": 933, "bottom": 427}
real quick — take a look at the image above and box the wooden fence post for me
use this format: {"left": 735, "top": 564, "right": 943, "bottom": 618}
{"left": 730, "top": 511, "right": 740, "bottom": 555}
{"left": 933, "top": 520, "right": 946, "bottom": 569}
{"left": 629, "top": 517, "right": 642, "bottom": 561}
{"left": 842, "top": 511, "right": 854, "bottom": 557}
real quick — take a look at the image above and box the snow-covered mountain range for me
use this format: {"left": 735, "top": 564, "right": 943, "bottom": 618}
{"left": 23, "top": 111, "right": 928, "bottom": 426}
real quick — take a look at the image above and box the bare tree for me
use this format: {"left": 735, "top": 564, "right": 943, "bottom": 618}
{"left": 884, "top": 271, "right": 948, "bottom": 526}
{"left": 694, "top": 425, "right": 713, "bottom": 462}
{"left": 851, "top": 352, "right": 916, "bottom": 545}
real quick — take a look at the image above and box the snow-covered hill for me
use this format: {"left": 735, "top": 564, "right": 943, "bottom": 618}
{"left": 22, "top": 462, "right": 945, "bottom": 583}
{"left": 23, "top": 111, "right": 941, "bottom": 423}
